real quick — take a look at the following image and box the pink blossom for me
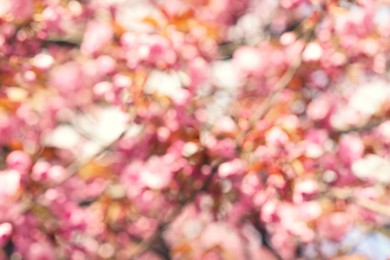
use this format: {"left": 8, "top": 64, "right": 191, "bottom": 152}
{"left": 6, "top": 150, "right": 32, "bottom": 174}
{"left": 32, "top": 53, "right": 55, "bottom": 71}
{"left": 335, "top": 7, "right": 374, "bottom": 37}
{"left": 199, "top": 223, "right": 243, "bottom": 256}
{"left": 81, "top": 21, "right": 113, "bottom": 55}
{"left": 140, "top": 156, "right": 173, "bottom": 190}
{"left": 317, "top": 212, "right": 353, "bottom": 241}
{"left": 271, "top": 228, "right": 296, "bottom": 260}
{"left": 49, "top": 62, "right": 84, "bottom": 95}
{"left": 241, "top": 174, "right": 260, "bottom": 195}
{"left": 280, "top": 0, "right": 307, "bottom": 9}
{"left": 0, "top": 1, "right": 389, "bottom": 258}
{"left": 32, "top": 161, "right": 51, "bottom": 181}
{"left": 212, "top": 116, "right": 237, "bottom": 136}
{"left": 233, "top": 46, "right": 263, "bottom": 78}
{"left": 260, "top": 200, "right": 278, "bottom": 223}
{"left": 265, "top": 127, "right": 289, "bottom": 146}
{"left": 306, "top": 94, "right": 333, "bottom": 121}
{"left": 0, "top": 170, "right": 21, "bottom": 197}
{"left": 330, "top": 106, "right": 363, "bottom": 130}
{"left": 188, "top": 57, "right": 209, "bottom": 90}
{"left": 138, "top": 35, "right": 176, "bottom": 66}
{"left": 47, "top": 165, "right": 67, "bottom": 183}
{"left": 10, "top": 0, "right": 34, "bottom": 21}
{"left": 294, "top": 179, "right": 319, "bottom": 202}
{"left": 218, "top": 159, "right": 246, "bottom": 178}
{"left": 299, "top": 202, "right": 322, "bottom": 221}
{"left": 352, "top": 154, "right": 390, "bottom": 184}
{"left": 207, "top": 138, "right": 237, "bottom": 159}
{"left": 0, "top": 222, "right": 12, "bottom": 247}
{"left": 267, "top": 174, "right": 286, "bottom": 189}
{"left": 303, "top": 42, "right": 323, "bottom": 62}
{"left": 42, "top": 6, "right": 63, "bottom": 33}
{"left": 302, "top": 141, "right": 324, "bottom": 158}
{"left": 305, "top": 129, "right": 329, "bottom": 144}
{"left": 377, "top": 121, "right": 390, "bottom": 142}
{"left": 93, "top": 81, "right": 113, "bottom": 98}
{"left": 113, "top": 74, "right": 132, "bottom": 90}
{"left": 120, "top": 32, "right": 138, "bottom": 49}
{"left": 96, "top": 55, "right": 117, "bottom": 75}
{"left": 277, "top": 203, "right": 315, "bottom": 242}
{"left": 338, "top": 134, "right": 364, "bottom": 165}
{"left": 27, "top": 242, "right": 55, "bottom": 260}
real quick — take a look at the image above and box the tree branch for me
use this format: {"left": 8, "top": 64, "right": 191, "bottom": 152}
{"left": 329, "top": 188, "right": 390, "bottom": 218}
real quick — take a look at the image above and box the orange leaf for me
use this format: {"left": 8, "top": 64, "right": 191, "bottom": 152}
{"left": 111, "top": 21, "right": 126, "bottom": 38}
{"left": 142, "top": 16, "right": 160, "bottom": 28}
{"left": 78, "top": 159, "right": 114, "bottom": 180}
{"left": 172, "top": 242, "right": 192, "bottom": 255}
{"left": 0, "top": 97, "right": 20, "bottom": 112}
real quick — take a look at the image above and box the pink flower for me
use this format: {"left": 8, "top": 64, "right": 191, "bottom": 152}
{"left": 218, "top": 159, "right": 246, "bottom": 178}
{"left": 280, "top": 0, "right": 307, "bottom": 9}
{"left": 299, "top": 202, "right": 322, "bottom": 221}
{"left": 113, "top": 74, "right": 132, "bottom": 90}
{"left": 49, "top": 62, "right": 84, "bottom": 95}
{"left": 212, "top": 116, "right": 237, "bottom": 137}
{"left": 10, "top": 0, "right": 34, "bottom": 21}
{"left": 352, "top": 154, "right": 390, "bottom": 184}
{"left": 265, "top": 127, "right": 289, "bottom": 146}
{"left": 317, "top": 212, "right": 352, "bottom": 241}
{"left": 6, "top": 150, "right": 32, "bottom": 174}
{"left": 0, "top": 170, "right": 21, "bottom": 197}
{"left": 138, "top": 35, "right": 176, "bottom": 66}
{"left": 31, "top": 161, "right": 51, "bottom": 182}
{"left": 294, "top": 179, "right": 319, "bottom": 202}
{"left": 296, "top": 180, "right": 318, "bottom": 196}
{"left": 207, "top": 138, "right": 237, "bottom": 159}
{"left": 200, "top": 223, "right": 240, "bottom": 251}
{"left": 32, "top": 163, "right": 66, "bottom": 183}
{"left": 306, "top": 94, "right": 333, "bottom": 121}
{"left": 271, "top": 228, "right": 297, "bottom": 260}
{"left": 42, "top": 6, "right": 63, "bottom": 33}
{"left": 32, "top": 53, "right": 54, "bottom": 71}
{"left": 334, "top": 8, "right": 373, "bottom": 37}
{"left": 0, "top": 222, "right": 12, "bottom": 247}
{"left": 81, "top": 21, "right": 113, "bottom": 55}
{"left": 140, "top": 156, "right": 174, "bottom": 190}
{"left": 302, "top": 42, "right": 323, "bottom": 62}
{"left": 120, "top": 32, "right": 138, "bottom": 49}
{"left": 27, "top": 242, "right": 55, "bottom": 260}
{"left": 260, "top": 200, "right": 278, "bottom": 223}
{"left": 47, "top": 165, "right": 67, "bottom": 183}
{"left": 93, "top": 81, "right": 113, "bottom": 98}
{"left": 338, "top": 134, "right": 364, "bottom": 165}
{"left": 188, "top": 57, "right": 209, "bottom": 90}
{"left": 233, "top": 46, "right": 263, "bottom": 78}
{"left": 96, "top": 55, "right": 117, "bottom": 75}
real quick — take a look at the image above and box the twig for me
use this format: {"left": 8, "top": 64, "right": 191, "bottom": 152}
{"left": 248, "top": 25, "right": 315, "bottom": 127}
{"left": 236, "top": 26, "right": 315, "bottom": 148}
{"left": 53, "top": 126, "right": 130, "bottom": 188}
{"left": 333, "top": 118, "right": 388, "bottom": 135}
{"left": 353, "top": 197, "right": 390, "bottom": 218}
{"left": 128, "top": 222, "right": 171, "bottom": 259}
{"left": 249, "top": 50, "right": 303, "bottom": 126}
{"left": 21, "top": 125, "right": 132, "bottom": 215}
{"left": 127, "top": 164, "right": 220, "bottom": 259}
{"left": 330, "top": 188, "right": 390, "bottom": 218}
{"left": 252, "top": 216, "right": 283, "bottom": 260}
{"left": 126, "top": 12, "right": 325, "bottom": 260}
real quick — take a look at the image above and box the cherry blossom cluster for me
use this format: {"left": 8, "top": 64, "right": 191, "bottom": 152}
{"left": 1, "top": 0, "right": 390, "bottom": 259}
